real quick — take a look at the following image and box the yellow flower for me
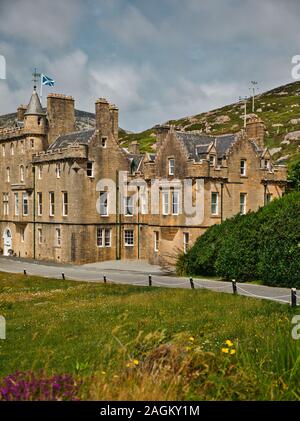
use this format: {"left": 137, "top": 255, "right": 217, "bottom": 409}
{"left": 222, "top": 347, "right": 229, "bottom": 354}
{"left": 225, "top": 340, "right": 233, "bottom": 347}
{"left": 113, "top": 374, "right": 119, "bottom": 378}
{"left": 133, "top": 359, "right": 139, "bottom": 366}
{"left": 101, "top": 371, "right": 106, "bottom": 375}
{"left": 185, "top": 346, "right": 191, "bottom": 351}
{"left": 126, "top": 363, "right": 131, "bottom": 368}
{"left": 188, "top": 336, "right": 195, "bottom": 342}
{"left": 230, "top": 349, "right": 236, "bottom": 355}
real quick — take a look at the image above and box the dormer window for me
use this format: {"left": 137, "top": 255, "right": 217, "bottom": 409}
{"left": 209, "top": 155, "right": 215, "bottom": 166}
{"left": 168, "top": 158, "right": 175, "bottom": 176}
{"left": 101, "top": 137, "right": 107, "bottom": 148}
{"left": 240, "top": 159, "right": 247, "bottom": 176}
{"left": 263, "top": 159, "right": 270, "bottom": 170}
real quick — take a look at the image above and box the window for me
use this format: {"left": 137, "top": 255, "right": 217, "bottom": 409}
{"left": 154, "top": 231, "right": 159, "bottom": 252}
{"left": 266, "top": 193, "right": 272, "bottom": 204}
{"left": 172, "top": 191, "right": 179, "bottom": 215}
{"left": 14, "top": 193, "right": 19, "bottom": 216}
{"left": 162, "top": 191, "right": 169, "bottom": 215}
{"left": 2, "top": 144, "right": 5, "bottom": 157}
{"left": 240, "top": 193, "right": 247, "bottom": 215}
{"left": 96, "top": 227, "right": 111, "bottom": 247}
{"left": 264, "top": 159, "right": 270, "bottom": 170}
{"left": 124, "top": 196, "right": 134, "bottom": 216}
{"left": 38, "top": 228, "right": 42, "bottom": 244}
{"left": 183, "top": 232, "right": 190, "bottom": 254}
{"left": 37, "top": 192, "right": 42, "bottom": 216}
{"left": 30, "top": 139, "right": 34, "bottom": 149}
{"left": 209, "top": 155, "right": 215, "bottom": 166}
{"left": 240, "top": 159, "right": 247, "bottom": 176}
{"left": 6, "top": 167, "right": 10, "bottom": 183}
{"left": 99, "top": 191, "right": 108, "bottom": 216}
{"left": 62, "top": 192, "right": 68, "bottom": 216}
{"left": 55, "top": 228, "right": 61, "bottom": 247}
{"left": 49, "top": 192, "right": 55, "bottom": 216}
{"left": 20, "top": 141, "right": 25, "bottom": 154}
{"left": 20, "top": 165, "right": 24, "bottom": 182}
{"left": 211, "top": 192, "right": 218, "bottom": 215}
{"left": 87, "top": 161, "right": 94, "bottom": 177}
{"left": 38, "top": 165, "right": 42, "bottom": 180}
{"left": 10, "top": 143, "right": 14, "bottom": 156}
{"left": 20, "top": 227, "right": 25, "bottom": 243}
{"left": 124, "top": 230, "right": 134, "bottom": 246}
{"left": 168, "top": 158, "right": 175, "bottom": 176}
{"left": 55, "top": 163, "right": 61, "bottom": 178}
{"left": 22, "top": 192, "right": 28, "bottom": 216}
{"left": 101, "top": 137, "right": 107, "bottom": 148}
{"left": 140, "top": 192, "right": 148, "bottom": 215}
{"left": 3, "top": 193, "right": 9, "bottom": 216}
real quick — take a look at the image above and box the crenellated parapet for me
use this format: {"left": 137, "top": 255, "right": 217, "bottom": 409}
{"left": 32, "top": 144, "right": 88, "bottom": 163}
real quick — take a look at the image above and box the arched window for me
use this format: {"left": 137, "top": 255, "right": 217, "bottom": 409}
{"left": 10, "top": 143, "right": 14, "bottom": 156}
{"left": 20, "top": 165, "right": 24, "bottom": 182}
{"left": 6, "top": 167, "right": 10, "bottom": 183}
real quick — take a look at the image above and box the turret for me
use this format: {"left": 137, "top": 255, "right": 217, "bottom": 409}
{"left": 24, "top": 88, "right": 46, "bottom": 132}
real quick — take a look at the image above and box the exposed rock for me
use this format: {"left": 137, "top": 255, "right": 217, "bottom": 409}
{"left": 289, "top": 118, "right": 300, "bottom": 125}
{"left": 256, "top": 108, "right": 262, "bottom": 112}
{"left": 214, "top": 115, "right": 231, "bottom": 124}
{"left": 269, "top": 147, "right": 282, "bottom": 156}
{"left": 284, "top": 131, "right": 300, "bottom": 141}
{"left": 281, "top": 139, "right": 290, "bottom": 145}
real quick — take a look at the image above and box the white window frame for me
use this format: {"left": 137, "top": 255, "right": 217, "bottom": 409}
{"left": 183, "top": 232, "right": 190, "bottom": 254}
{"left": 49, "top": 192, "right": 55, "bottom": 216}
{"left": 240, "top": 159, "right": 247, "bottom": 176}
{"left": 99, "top": 191, "right": 108, "bottom": 216}
{"left": 172, "top": 191, "right": 180, "bottom": 215}
{"left": 154, "top": 231, "right": 159, "bottom": 252}
{"left": 55, "top": 163, "right": 61, "bottom": 179}
{"left": 20, "top": 165, "right": 24, "bottom": 182}
{"left": 22, "top": 192, "right": 28, "bottom": 216}
{"left": 37, "top": 228, "right": 42, "bottom": 244}
{"left": 55, "top": 228, "right": 61, "bottom": 247}
{"left": 124, "top": 196, "right": 134, "bottom": 216}
{"left": 240, "top": 193, "right": 247, "bottom": 215}
{"left": 168, "top": 158, "right": 175, "bottom": 176}
{"left": 124, "top": 230, "right": 134, "bottom": 247}
{"left": 14, "top": 193, "right": 19, "bottom": 216}
{"left": 3, "top": 193, "right": 9, "bottom": 216}
{"left": 211, "top": 192, "right": 219, "bottom": 216}
{"left": 87, "top": 161, "right": 94, "bottom": 177}
{"left": 37, "top": 192, "right": 42, "bottom": 216}
{"left": 62, "top": 191, "right": 68, "bottom": 216}
{"left": 162, "top": 191, "right": 169, "bottom": 215}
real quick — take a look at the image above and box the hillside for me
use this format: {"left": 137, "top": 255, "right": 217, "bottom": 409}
{"left": 119, "top": 81, "right": 300, "bottom": 165}
{"left": 1, "top": 81, "right": 300, "bottom": 165}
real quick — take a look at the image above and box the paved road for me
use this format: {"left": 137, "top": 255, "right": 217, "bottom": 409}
{"left": 0, "top": 257, "right": 296, "bottom": 306}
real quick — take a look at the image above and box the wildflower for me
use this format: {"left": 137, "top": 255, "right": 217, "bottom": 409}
{"left": 222, "top": 348, "right": 229, "bottom": 354}
{"left": 133, "top": 359, "right": 139, "bottom": 366}
{"left": 113, "top": 375, "right": 119, "bottom": 379}
{"left": 225, "top": 340, "right": 233, "bottom": 347}
{"left": 188, "top": 336, "right": 195, "bottom": 342}
{"left": 101, "top": 371, "right": 106, "bottom": 375}
{"left": 230, "top": 349, "right": 236, "bottom": 355}
{"left": 185, "top": 346, "right": 191, "bottom": 351}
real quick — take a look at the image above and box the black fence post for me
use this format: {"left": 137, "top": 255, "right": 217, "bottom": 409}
{"left": 23, "top": 269, "right": 27, "bottom": 275}
{"left": 190, "top": 277, "right": 195, "bottom": 289}
{"left": 148, "top": 274, "right": 152, "bottom": 287}
{"left": 291, "top": 288, "right": 297, "bottom": 307}
{"left": 62, "top": 272, "right": 65, "bottom": 280}
{"left": 103, "top": 275, "right": 107, "bottom": 284}
{"left": 232, "top": 279, "right": 237, "bottom": 295}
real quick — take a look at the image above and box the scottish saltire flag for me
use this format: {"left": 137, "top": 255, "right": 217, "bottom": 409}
{"left": 41, "top": 74, "right": 55, "bottom": 86}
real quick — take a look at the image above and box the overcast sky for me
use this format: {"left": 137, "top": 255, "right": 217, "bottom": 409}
{"left": 0, "top": 0, "right": 299, "bottom": 131}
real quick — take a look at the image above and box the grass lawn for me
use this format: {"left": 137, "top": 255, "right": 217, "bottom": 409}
{"left": 0, "top": 272, "right": 300, "bottom": 400}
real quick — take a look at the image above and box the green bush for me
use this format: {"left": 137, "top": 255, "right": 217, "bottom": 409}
{"left": 177, "top": 192, "right": 300, "bottom": 287}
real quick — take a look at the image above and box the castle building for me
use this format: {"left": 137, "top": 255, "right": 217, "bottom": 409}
{"left": 0, "top": 88, "right": 287, "bottom": 265}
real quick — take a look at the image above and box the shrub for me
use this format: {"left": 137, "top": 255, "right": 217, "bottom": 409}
{"left": 177, "top": 192, "right": 300, "bottom": 287}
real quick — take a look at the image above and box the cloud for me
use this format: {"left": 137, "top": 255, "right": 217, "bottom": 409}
{"left": 0, "top": 0, "right": 83, "bottom": 49}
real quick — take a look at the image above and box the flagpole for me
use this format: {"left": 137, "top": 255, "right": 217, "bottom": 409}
{"left": 40, "top": 74, "right": 43, "bottom": 101}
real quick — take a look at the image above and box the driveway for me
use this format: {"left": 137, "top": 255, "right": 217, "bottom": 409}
{"left": 0, "top": 257, "right": 297, "bottom": 306}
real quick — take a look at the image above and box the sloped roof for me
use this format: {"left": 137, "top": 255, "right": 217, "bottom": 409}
{"left": 25, "top": 89, "right": 45, "bottom": 116}
{"left": 48, "top": 129, "right": 95, "bottom": 150}
{"left": 175, "top": 132, "right": 237, "bottom": 161}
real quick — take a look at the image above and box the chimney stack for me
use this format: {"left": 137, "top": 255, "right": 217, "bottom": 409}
{"left": 17, "top": 105, "right": 27, "bottom": 122}
{"left": 246, "top": 115, "right": 265, "bottom": 149}
{"left": 109, "top": 104, "right": 119, "bottom": 140}
{"left": 47, "top": 94, "right": 75, "bottom": 145}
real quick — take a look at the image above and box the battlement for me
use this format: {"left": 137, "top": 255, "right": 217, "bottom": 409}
{"left": 32, "top": 144, "right": 87, "bottom": 163}
{"left": 0, "top": 127, "right": 24, "bottom": 140}
{"left": 47, "top": 93, "right": 74, "bottom": 101}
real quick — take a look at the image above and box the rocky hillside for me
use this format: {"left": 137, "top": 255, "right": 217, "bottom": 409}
{"left": 119, "top": 81, "right": 300, "bottom": 166}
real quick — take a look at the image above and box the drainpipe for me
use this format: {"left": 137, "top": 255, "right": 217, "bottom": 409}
{"left": 116, "top": 170, "right": 119, "bottom": 260}
{"left": 32, "top": 165, "right": 36, "bottom": 259}
{"left": 137, "top": 186, "right": 140, "bottom": 259}
{"left": 263, "top": 182, "right": 267, "bottom": 206}
{"left": 220, "top": 181, "right": 224, "bottom": 222}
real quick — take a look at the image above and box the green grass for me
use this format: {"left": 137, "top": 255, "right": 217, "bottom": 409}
{"left": 0, "top": 272, "right": 300, "bottom": 400}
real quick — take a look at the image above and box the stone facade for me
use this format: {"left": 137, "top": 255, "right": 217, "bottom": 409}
{"left": 0, "top": 89, "right": 287, "bottom": 265}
